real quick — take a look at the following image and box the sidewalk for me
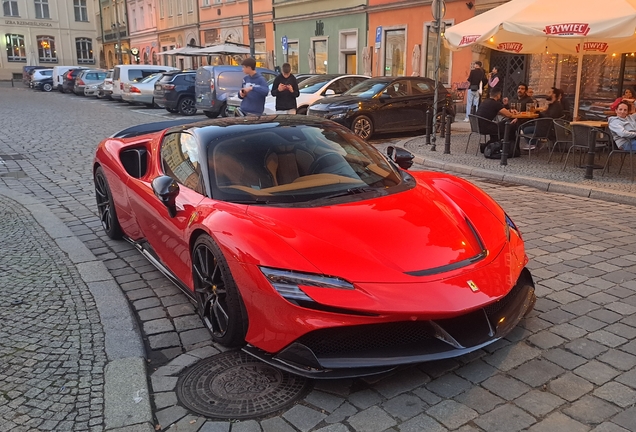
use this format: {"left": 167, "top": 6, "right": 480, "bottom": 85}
{"left": 390, "top": 118, "right": 636, "bottom": 206}
{"left": 0, "top": 187, "right": 154, "bottom": 432}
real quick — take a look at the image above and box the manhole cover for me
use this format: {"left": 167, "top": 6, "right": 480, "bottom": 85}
{"left": 176, "top": 351, "right": 312, "bottom": 419}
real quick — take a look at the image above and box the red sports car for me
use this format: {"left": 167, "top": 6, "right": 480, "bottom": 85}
{"left": 93, "top": 115, "right": 535, "bottom": 378}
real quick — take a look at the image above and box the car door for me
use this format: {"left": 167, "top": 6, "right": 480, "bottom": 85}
{"left": 128, "top": 132, "right": 205, "bottom": 285}
{"left": 373, "top": 80, "right": 413, "bottom": 131}
{"left": 409, "top": 79, "right": 436, "bottom": 128}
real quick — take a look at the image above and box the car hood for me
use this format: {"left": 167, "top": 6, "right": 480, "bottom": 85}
{"left": 246, "top": 183, "right": 505, "bottom": 284}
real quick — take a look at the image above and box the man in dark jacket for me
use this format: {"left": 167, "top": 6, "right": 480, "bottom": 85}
{"left": 519, "top": 87, "right": 564, "bottom": 149}
{"left": 238, "top": 57, "right": 269, "bottom": 116}
{"left": 271, "top": 63, "right": 300, "bottom": 114}
{"left": 464, "top": 61, "right": 487, "bottom": 121}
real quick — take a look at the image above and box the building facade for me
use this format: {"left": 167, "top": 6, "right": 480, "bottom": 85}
{"left": 127, "top": 0, "right": 158, "bottom": 65}
{"left": 99, "top": 0, "right": 130, "bottom": 68}
{"left": 1, "top": 0, "right": 99, "bottom": 80}
{"left": 156, "top": 0, "right": 199, "bottom": 70}
{"left": 198, "top": 0, "right": 274, "bottom": 69}
{"left": 273, "top": 0, "right": 367, "bottom": 75}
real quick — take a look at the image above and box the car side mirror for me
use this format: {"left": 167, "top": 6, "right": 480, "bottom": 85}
{"left": 324, "top": 89, "right": 336, "bottom": 96}
{"left": 151, "top": 175, "right": 180, "bottom": 217}
{"left": 387, "top": 146, "right": 414, "bottom": 170}
{"left": 379, "top": 93, "right": 391, "bottom": 101}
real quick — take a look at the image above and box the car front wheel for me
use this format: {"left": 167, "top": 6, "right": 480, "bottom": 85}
{"left": 192, "top": 235, "right": 247, "bottom": 347}
{"left": 42, "top": 83, "right": 52, "bottom": 92}
{"left": 352, "top": 115, "right": 374, "bottom": 140}
{"left": 94, "top": 166, "right": 123, "bottom": 240}
{"left": 178, "top": 97, "right": 197, "bottom": 116}
{"left": 204, "top": 111, "right": 219, "bottom": 119}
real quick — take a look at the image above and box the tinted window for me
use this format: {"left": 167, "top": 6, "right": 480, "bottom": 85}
{"left": 217, "top": 71, "right": 243, "bottom": 91}
{"left": 40, "top": 70, "right": 53, "bottom": 76}
{"left": 412, "top": 81, "right": 433, "bottom": 94}
{"left": 161, "top": 133, "right": 205, "bottom": 195}
{"left": 384, "top": 80, "right": 410, "bottom": 97}
{"left": 344, "top": 81, "right": 389, "bottom": 98}
{"left": 299, "top": 76, "right": 334, "bottom": 94}
{"left": 86, "top": 73, "right": 97, "bottom": 80}
{"left": 184, "top": 74, "right": 195, "bottom": 83}
{"left": 128, "top": 69, "right": 164, "bottom": 82}
{"left": 139, "top": 73, "right": 159, "bottom": 83}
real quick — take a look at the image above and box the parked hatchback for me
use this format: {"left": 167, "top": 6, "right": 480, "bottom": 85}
{"left": 195, "top": 65, "right": 276, "bottom": 118}
{"left": 122, "top": 73, "right": 162, "bottom": 107}
{"left": 153, "top": 70, "right": 198, "bottom": 115}
{"left": 74, "top": 69, "right": 108, "bottom": 95}
{"left": 308, "top": 76, "right": 455, "bottom": 140}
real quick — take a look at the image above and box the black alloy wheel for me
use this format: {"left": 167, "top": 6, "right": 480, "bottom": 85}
{"left": 204, "top": 111, "right": 219, "bottom": 119}
{"left": 297, "top": 106, "right": 308, "bottom": 115}
{"left": 179, "top": 97, "right": 197, "bottom": 116}
{"left": 192, "top": 235, "right": 247, "bottom": 347}
{"left": 94, "top": 166, "right": 123, "bottom": 240}
{"left": 352, "top": 115, "right": 374, "bottom": 140}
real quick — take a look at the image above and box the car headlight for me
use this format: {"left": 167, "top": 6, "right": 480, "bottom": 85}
{"left": 505, "top": 213, "right": 521, "bottom": 240}
{"left": 329, "top": 113, "right": 347, "bottom": 120}
{"left": 260, "top": 267, "right": 354, "bottom": 302}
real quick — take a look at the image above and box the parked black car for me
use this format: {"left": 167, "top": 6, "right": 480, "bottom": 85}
{"left": 308, "top": 77, "right": 455, "bottom": 140}
{"left": 32, "top": 76, "right": 54, "bottom": 92}
{"left": 154, "top": 70, "right": 198, "bottom": 116}
{"left": 61, "top": 69, "right": 86, "bottom": 94}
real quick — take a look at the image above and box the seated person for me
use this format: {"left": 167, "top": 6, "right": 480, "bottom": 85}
{"left": 527, "top": 87, "right": 535, "bottom": 100}
{"left": 519, "top": 87, "right": 564, "bottom": 149}
{"left": 504, "top": 83, "right": 534, "bottom": 112}
{"left": 610, "top": 88, "right": 635, "bottom": 111}
{"left": 608, "top": 101, "right": 636, "bottom": 150}
{"left": 475, "top": 88, "right": 517, "bottom": 145}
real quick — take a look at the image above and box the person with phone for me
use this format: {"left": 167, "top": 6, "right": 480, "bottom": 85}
{"left": 271, "top": 63, "right": 300, "bottom": 114}
{"left": 238, "top": 57, "right": 269, "bottom": 116}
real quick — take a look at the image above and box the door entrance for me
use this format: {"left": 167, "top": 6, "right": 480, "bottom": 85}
{"left": 489, "top": 52, "right": 529, "bottom": 101}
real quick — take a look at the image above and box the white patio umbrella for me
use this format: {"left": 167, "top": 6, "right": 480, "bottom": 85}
{"left": 157, "top": 46, "right": 202, "bottom": 56}
{"left": 444, "top": 0, "right": 636, "bottom": 118}
{"left": 188, "top": 43, "right": 252, "bottom": 55}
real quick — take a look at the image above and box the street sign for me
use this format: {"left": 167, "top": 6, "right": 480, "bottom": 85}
{"left": 282, "top": 35, "right": 288, "bottom": 53}
{"left": 432, "top": 0, "right": 446, "bottom": 20}
{"left": 375, "top": 26, "right": 382, "bottom": 49}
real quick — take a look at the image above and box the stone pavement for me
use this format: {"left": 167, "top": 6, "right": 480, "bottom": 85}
{"left": 1, "top": 86, "right": 636, "bottom": 432}
{"left": 0, "top": 188, "right": 152, "bottom": 432}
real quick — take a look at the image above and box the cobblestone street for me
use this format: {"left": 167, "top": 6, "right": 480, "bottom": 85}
{"left": 1, "top": 84, "right": 636, "bottom": 431}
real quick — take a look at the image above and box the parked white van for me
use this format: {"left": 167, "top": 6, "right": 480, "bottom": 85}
{"left": 112, "top": 65, "right": 178, "bottom": 100}
{"left": 52, "top": 66, "right": 87, "bottom": 91}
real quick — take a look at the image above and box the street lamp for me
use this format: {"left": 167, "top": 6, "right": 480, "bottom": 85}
{"left": 430, "top": 0, "right": 446, "bottom": 152}
{"left": 248, "top": 0, "right": 254, "bottom": 57}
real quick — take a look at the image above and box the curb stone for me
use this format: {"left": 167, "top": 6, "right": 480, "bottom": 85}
{"left": 0, "top": 186, "right": 154, "bottom": 431}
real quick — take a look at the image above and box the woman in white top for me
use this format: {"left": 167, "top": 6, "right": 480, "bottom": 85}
{"left": 608, "top": 102, "right": 636, "bottom": 151}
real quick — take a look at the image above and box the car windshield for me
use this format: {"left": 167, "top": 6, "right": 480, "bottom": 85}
{"left": 298, "top": 76, "right": 334, "bottom": 94}
{"left": 344, "top": 81, "right": 389, "bottom": 98}
{"left": 209, "top": 123, "right": 409, "bottom": 205}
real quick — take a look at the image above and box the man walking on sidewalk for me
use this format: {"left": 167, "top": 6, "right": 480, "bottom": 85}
{"left": 464, "top": 61, "right": 487, "bottom": 121}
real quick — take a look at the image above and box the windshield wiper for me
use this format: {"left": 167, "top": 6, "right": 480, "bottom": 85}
{"left": 228, "top": 198, "right": 271, "bottom": 205}
{"left": 320, "top": 187, "right": 378, "bottom": 200}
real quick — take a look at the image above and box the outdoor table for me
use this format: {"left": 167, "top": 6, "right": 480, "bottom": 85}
{"left": 511, "top": 112, "right": 539, "bottom": 119}
{"left": 570, "top": 120, "right": 609, "bottom": 179}
{"left": 604, "top": 110, "right": 616, "bottom": 117}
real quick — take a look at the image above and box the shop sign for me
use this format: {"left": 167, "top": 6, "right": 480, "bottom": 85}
{"left": 204, "top": 29, "right": 218, "bottom": 44}
{"left": 253, "top": 23, "right": 265, "bottom": 39}
{"left": 543, "top": 23, "right": 590, "bottom": 36}
{"left": 160, "top": 35, "right": 176, "bottom": 42}
{"left": 4, "top": 19, "right": 53, "bottom": 27}
{"left": 497, "top": 42, "right": 523, "bottom": 53}
{"left": 459, "top": 35, "right": 480, "bottom": 46}
{"left": 576, "top": 42, "right": 609, "bottom": 53}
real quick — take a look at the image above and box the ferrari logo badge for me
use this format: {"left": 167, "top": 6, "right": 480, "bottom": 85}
{"left": 187, "top": 212, "right": 198, "bottom": 228}
{"left": 467, "top": 280, "right": 479, "bottom": 292}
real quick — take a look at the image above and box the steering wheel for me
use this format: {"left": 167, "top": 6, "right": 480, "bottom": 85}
{"left": 309, "top": 153, "right": 348, "bottom": 174}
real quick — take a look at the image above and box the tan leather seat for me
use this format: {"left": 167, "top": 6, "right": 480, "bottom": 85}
{"left": 265, "top": 145, "right": 314, "bottom": 186}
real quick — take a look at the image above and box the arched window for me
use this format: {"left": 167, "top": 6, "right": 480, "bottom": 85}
{"left": 76, "top": 38, "right": 94, "bottom": 64}
{"left": 37, "top": 36, "right": 57, "bottom": 62}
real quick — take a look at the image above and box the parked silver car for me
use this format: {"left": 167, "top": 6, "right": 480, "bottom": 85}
{"left": 74, "top": 69, "right": 108, "bottom": 96}
{"left": 96, "top": 71, "right": 114, "bottom": 99}
{"left": 122, "top": 73, "right": 162, "bottom": 107}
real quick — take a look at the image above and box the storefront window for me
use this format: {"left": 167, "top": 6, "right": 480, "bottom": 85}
{"left": 425, "top": 22, "right": 452, "bottom": 85}
{"left": 255, "top": 40, "right": 266, "bottom": 68}
{"left": 384, "top": 29, "right": 405, "bottom": 76}
{"left": 5, "top": 33, "right": 25, "bottom": 62}
{"left": 287, "top": 41, "right": 299, "bottom": 73}
{"left": 313, "top": 39, "right": 327, "bottom": 74}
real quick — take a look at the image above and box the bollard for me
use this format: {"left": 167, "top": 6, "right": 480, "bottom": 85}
{"left": 443, "top": 115, "right": 452, "bottom": 154}
{"left": 584, "top": 127, "right": 597, "bottom": 179}
{"left": 500, "top": 122, "right": 512, "bottom": 166}
{"left": 425, "top": 108, "right": 432, "bottom": 145}
{"left": 439, "top": 113, "right": 446, "bottom": 139}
